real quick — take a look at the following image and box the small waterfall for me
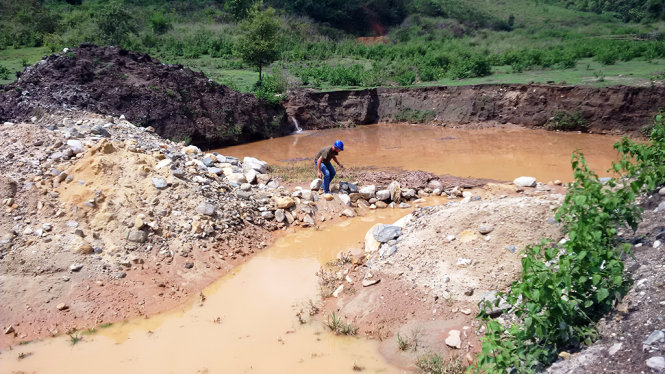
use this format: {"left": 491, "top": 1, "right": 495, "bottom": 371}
{"left": 289, "top": 116, "right": 302, "bottom": 133}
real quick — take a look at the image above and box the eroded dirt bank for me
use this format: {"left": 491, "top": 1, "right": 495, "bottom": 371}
{"left": 284, "top": 85, "right": 665, "bottom": 134}
{"left": 0, "top": 45, "right": 289, "bottom": 149}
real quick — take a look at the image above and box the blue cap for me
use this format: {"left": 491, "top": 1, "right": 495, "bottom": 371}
{"left": 334, "top": 140, "right": 344, "bottom": 151}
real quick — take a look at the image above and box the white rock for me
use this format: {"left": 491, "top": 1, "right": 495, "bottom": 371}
{"left": 359, "top": 185, "right": 376, "bottom": 199}
{"left": 310, "top": 178, "right": 323, "bottom": 190}
{"left": 332, "top": 285, "right": 344, "bottom": 297}
{"left": 654, "top": 240, "right": 662, "bottom": 248}
{"left": 339, "top": 194, "right": 351, "bottom": 206}
{"left": 646, "top": 357, "right": 665, "bottom": 371}
{"left": 445, "top": 330, "right": 461, "bottom": 349}
{"left": 608, "top": 342, "right": 622, "bottom": 356}
{"left": 66, "top": 139, "right": 84, "bottom": 154}
{"left": 514, "top": 176, "right": 537, "bottom": 187}
{"left": 228, "top": 173, "right": 247, "bottom": 185}
{"left": 155, "top": 159, "right": 173, "bottom": 170}
{"left": 242, "top": 157, "right": 267, "bottom": 174}
{"left": 376, "top": 189, "right": 390, "bottom": 201}
{"left": 182, "top": 145, "right": 201, "bottom": 154}
{"left": 244, "top": 169, "right": 258, "bottom": 184}
{"left": 364, "top": 224, "right": 382, "bottom": 252}
{"left": 659, "top": 187, "right": 665, "bottom": 196}
{"left": 456, "top": 258, "right": 472, "bottom": 266}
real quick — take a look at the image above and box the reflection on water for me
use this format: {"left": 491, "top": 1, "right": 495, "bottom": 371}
{"left": 217, "top": 124, "right": 623, "bottom": 182}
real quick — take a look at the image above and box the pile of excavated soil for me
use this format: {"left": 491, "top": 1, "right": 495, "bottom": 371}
{"left": 0, "top": 44, "right": 289, "bottom": 148}
{"left": 323, "top": 184, "right": 566, "bottom": 369}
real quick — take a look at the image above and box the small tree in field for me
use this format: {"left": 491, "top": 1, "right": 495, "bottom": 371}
{"left": 235, "top": 7, "right": 280, "bottom": 88}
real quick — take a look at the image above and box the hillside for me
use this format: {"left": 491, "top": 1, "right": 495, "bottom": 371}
{"left": 1, "top": 0, "right": 664, "bottom": 92}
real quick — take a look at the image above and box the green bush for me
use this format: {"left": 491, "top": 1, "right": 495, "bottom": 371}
{"left": 0, "top": 64, "right": 10, "bottom": 80}
{"left": 545, "top": 110, "right": 589, "bottom": 132}
{"left": 475, "top": 121, "right": 665, "bottom": 372}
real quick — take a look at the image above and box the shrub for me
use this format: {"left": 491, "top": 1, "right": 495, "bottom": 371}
{"left": 475, "top": 122, "right": 665, "bottom": 372}
{"left": 545, "top": 110, "right": 589, "bottom": 132}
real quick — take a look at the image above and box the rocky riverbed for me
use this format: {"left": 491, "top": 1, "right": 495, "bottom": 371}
{"left": 0, "top": 109, "right": 476, "bottom": 348}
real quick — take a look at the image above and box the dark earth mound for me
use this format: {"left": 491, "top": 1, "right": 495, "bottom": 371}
{"left": 0, "top": 44, "right": 289, "bottom": 148}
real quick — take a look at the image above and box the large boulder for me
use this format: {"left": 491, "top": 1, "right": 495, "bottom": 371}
{"left": 310, "top": 178, "right": 323, "bottom": 191}
{"left": 376, "top": 189, "right": 390, "bottom": 201}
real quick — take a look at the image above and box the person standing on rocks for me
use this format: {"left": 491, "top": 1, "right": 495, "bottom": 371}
{"left": 315, "top": 140, "right": 345, "bottom": 194}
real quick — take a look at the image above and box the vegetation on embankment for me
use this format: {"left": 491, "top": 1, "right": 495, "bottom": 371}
{"left": 1, "top": 0, "right": 665, "bottom": 92}
{"left": 475, "top": 114, "right": 665, "bottom": 371}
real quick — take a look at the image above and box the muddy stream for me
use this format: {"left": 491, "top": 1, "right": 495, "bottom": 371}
{"left": 1, "top": 125, "right": 623, "bottom": 373}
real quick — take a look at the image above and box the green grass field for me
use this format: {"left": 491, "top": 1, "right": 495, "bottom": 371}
{"left": 0, "top": 47, "right": 50, "bottom": 85}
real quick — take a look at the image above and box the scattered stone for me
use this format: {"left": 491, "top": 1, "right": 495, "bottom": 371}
{"left": 152, "top": 177, "right": 168, "bottom": 189}
{"left": 646, "top": 357, "right": 665, "bottom": 371}
{"left": 427, "top": 179, "right": 443, "bottom": 190}
{"left": 4, "top": 325, "right": 15, "bottom": 334}
{"left": 66, "top": 139, "right": 84, "bottom": 154}
{"left": 445, "top": 330, "right": 462, "bottom": 349}
{"left": 339, "top": 194, "right": 351, "bottom": 206}
{"left": 464, "top": 288, "right": 474, "bottom": 296}
{"left": 184, "top": 262, "right": 194, "bottom": 269}
{"left": 372, "top": 224, "right": 402, "bottom": 243}
{"left": 90, "top": 124, "right": 110, "bottom": 137}
{"left": 56, "top": 303, "right": 68, "bottom": 311}
{"left": 261, "top": 211, "right": 274, "bottom": 219}
{"left": 127, "top": 230, "right": 148, "bottom": 243}
{"left": 399, "top": 202, "right": 410, "bottom": 208}
{"left": 244, "top": 169, "right": 258, "bottom": 184}
{"left": 341, "top": 209, "right": 355, "bottom": 217}
{"left": 172, "top": 168, "right": 185, "bottom": 178}
{"left": 332, "top": 284, "right": 344, "bottom": 297}
{"left": 513, "top": 176, "right": 537, "bottom": 187}
{"left": 69, "top": 263, "right": 83, "bottom": 272}
{"left": 155, "top": 159, "right": 172, "bottom": 170}
{"left": 323, "top": 193, "right": 333, "bottom": 201}
{"left": 228, "top": 173, "right": 247, "bottom": 185}
{"left": 456, "top": 258, "right": 472, "bottom": 266}
{"left": 479, "top": 224, "right": 494, "bottom": 235}
{"left": 506, "top": 245, "right": 517, "bottom": 253}
{"left": 240, "top": 183, "right": 252, "bottom": 191}
{"left": 375, "top": 201, "right": 388, "bottom": 209}
{"left": 645, "top": 330, "right": 665, "bottom": 346}
{"left": 362, "top": 278, "right": 380, "bottom": 287}
{"left": 275, "top": 209, "right": 285, "bottom": 223}
{"left": 196, "top": 202, "right": 215, "bottom": 216}
{"left": 608, "top": 342, "right": 622, "bottom": 356}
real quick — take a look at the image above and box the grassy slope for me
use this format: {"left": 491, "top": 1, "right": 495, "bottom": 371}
{"left": 1, "top": 0, "right": 664, "bottom": 90}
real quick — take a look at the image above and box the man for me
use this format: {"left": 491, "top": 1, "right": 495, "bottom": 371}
{"left": 314, "top": 140, "right": 345, "bottom": 194}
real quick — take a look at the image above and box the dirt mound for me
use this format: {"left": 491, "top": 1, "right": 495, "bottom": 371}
{"left": 0, "top": 44, "right": 289, "bottom": 148}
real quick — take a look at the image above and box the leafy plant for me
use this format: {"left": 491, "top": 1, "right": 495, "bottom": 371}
{"left": 397, "top": 332, "right": 410, "bottom": 351}
{"left": 416, "top": 354, "right": 465, "bottom": 374}
{"left": 545, "top": 110, "right": 589, "bottom": 132}
{"left": 475, "top": 121, "right": 665, "bottom": 372}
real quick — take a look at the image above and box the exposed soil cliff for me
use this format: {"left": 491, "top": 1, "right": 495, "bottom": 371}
{"left": 0, "top": 45, "right": 289, "bottom": 149}
{"left": 285, "top": 85, "right": 665, "bottom": 134}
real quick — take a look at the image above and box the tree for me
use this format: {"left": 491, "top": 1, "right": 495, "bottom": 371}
{"left": 235, "top": 7, "right": 281, "bottom": 87}
{"left": 96, "top": 2, "right": 138, "bottom": 46}
{"left": 225, "top": 0, "right": 255, "bottom": 20}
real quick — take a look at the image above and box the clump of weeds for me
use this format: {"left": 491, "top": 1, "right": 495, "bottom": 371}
{"left": 327, "top": 312, "right": 357, "bottom": 335}
{"left": 416, "top": 354, "right": 465, "bottom": 374}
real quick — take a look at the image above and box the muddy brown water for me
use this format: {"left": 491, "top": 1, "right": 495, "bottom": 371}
{"left": 1, "top": 125, "right": 624, "bottom": 373}
{"left": 218, "top": 124, "right": 623, "bottom": 182}
{"left": 1, "top": 208, "right": 427, "bottom": 373}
